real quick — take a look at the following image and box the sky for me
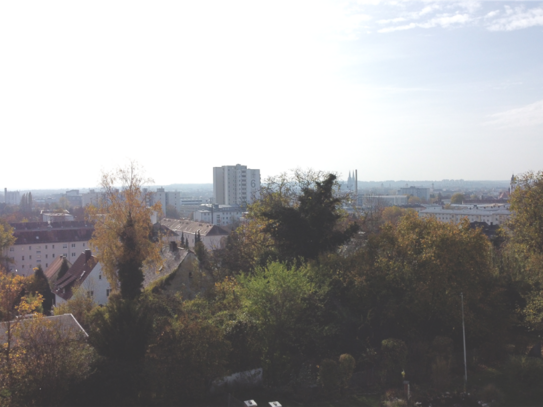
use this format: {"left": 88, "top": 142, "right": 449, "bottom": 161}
{"left": 1, "top": 0, "right": 542, "bottom": 189}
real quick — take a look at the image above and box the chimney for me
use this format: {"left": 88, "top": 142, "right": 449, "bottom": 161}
{"left": 85, "top": 249, "right": 92, "bottom": 262}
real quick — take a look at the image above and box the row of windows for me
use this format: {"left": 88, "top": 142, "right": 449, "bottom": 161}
{"left": 17, "top": 243, "right": 86, "bottom": 251}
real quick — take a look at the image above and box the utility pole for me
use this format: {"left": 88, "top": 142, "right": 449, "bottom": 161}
{"left": 461, "top": 292, "right": 468, "bottom": 393}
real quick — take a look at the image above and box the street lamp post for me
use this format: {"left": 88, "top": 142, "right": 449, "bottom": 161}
{"left": 461, "top": 292, "right": 467, "bottom": 393}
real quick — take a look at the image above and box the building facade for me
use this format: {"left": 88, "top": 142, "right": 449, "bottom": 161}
{"left": 399, "top": 186, "right": 430, "bottom": 201}
{"left": 193, "top": 204, "right": 244, "bottom": 226}
{"left": 5, "top": 221, "right": 94, "bottom": 276}
{"left": 148, "top": 188, "right": 182, "bottom": 214}
{"left": 213, "top": 164, "right": 260, "bottom": 206}
{"left": 419, "top": 207, "right": 511, "bottom": 225}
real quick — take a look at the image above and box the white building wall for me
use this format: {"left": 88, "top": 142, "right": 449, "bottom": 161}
{"left": 81, "top": 190, "right": 102, "bottom": 207}
{"left": 8, "top": 241, "right": 90, "bottom": 276}
{"left": 213, "top": 164, "right": 261, "bottom": 206}
{"left": 419, "top": 209, "right": 510, "bottom": 225}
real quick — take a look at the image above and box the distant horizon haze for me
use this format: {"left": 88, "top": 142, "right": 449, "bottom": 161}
{"left": 2, "top": 1, "right": 542, "bottom": 189}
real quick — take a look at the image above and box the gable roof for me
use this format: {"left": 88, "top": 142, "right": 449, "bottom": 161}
{"left": 0, "top": 313, "right": 88, "bottom": 346}
{"left": 160, "top": 218, "right": 229, "bottom": 237}
{"left": 54, "top": 250, "right": 99, "bottom": 301}
{"left": 44, "top": 256, "right": 72, "bottom": 281}
{"left": 143, "top": 244, "right": 191, "bottom": 288}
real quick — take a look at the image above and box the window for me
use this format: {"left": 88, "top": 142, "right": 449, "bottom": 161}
{"left": 29, "top": 255, "right": 32, "bottom": 260}
{"left": 106, "top": 289, "right": 111, "bottom": 297}
{"left": 45, "top": 245, "right": 48, "bottom": 249}
{"left": 99, "top": 275, "right": 102, "bottom": 280}
{"left": 72, "top": 253, "right": 76, "bottom": 257}
{"left": 71, "top": 243, "right": 76, "bottom": 248}
{"left": 37, "top": 260, "right": 41, "bottom": 263}
{"left": 45, "top": 254, "right": 48, "bottom": 259}
{"left": 52, "top": 245, "right": 55, "bottom": 249}
{"left": 52, "top": 254, "right": 55, "bottom": 258}
{"left": 63, "top": 254, "right": 67, "bottom": 257}
{"left": 83, "top": 243, "right": 86, "bottom": 247}
{"left": 36, "top": 251, "right": 41, "bottom": 254}
{"left": 29, "top": 246, "right": 32, "bottom": 250}
{"left": 46, "top": 263, "right": 48, "bottom": 267}
{"left": 22, "top": 256, "right": 24, "bottom": 260}
{"left": 9, "top": 248, "right": 13, "bottom": 252}
{"left": 63, "top": 244, "right": 68, "bottom": 249}
{"left": 87, "top": 291, "right": 94, "bottom": 298}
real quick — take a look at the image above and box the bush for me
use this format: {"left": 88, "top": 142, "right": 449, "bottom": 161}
{"left": 338, "top": 353, "right": 356, "bottom": 389}
{"left": 381, "top": 339, "right": 408, "bottom": 386}
{"left": 318, "top": 358, "right": 339, "bottom": 395}
{"left": 479, "top": 384, "right": 504, "bottom": 406}
{"left": 431, "top": 357, "right": 451, "bottom": 393}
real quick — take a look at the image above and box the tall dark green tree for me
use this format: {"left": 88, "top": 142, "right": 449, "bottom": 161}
{"left": 26, "top": 266, "right": 55, "bottom": 315}
{"left": 117, "top": 213, "right": 144, "bottom": 300}
{"left": 261, "top": 174, "right": 359, "bottom": 261}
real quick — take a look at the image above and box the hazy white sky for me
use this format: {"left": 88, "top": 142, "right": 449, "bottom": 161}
{"left": 1, "top": 0, "right": 542, "bottom": 189}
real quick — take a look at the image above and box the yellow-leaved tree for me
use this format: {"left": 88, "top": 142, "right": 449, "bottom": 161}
{"left": 87, "top": 162, "right": 162, "bottom": 299}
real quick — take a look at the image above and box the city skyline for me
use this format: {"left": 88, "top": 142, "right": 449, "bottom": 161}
{"left": 2, "top": 1, "right": 542, "bottom": 189}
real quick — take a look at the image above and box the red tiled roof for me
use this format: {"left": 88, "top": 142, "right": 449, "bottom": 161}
{"left": 54, "top": 251, "right": 98, "bottom": 301}
{"left": 160, "top": 218, "right": 229, "bottom": 237}
{"left": 44, "top": 256, "right": 72, "bottom": 280}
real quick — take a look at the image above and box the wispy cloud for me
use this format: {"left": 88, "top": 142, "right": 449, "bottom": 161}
{"left": 486, "top": 6, "right": 543, "bottom": 31}
{"left": 339, "top": 1, "right": 543, "bottom": 35}
{"left": 486, "top": 100, "right": 543, "bottom": 128}
{"left": 378, "top": 12, "right": 471, "bottom": 32}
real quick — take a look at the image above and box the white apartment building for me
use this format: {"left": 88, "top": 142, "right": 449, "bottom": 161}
{"left": 148, "top": 188, "right": 182, "bottom": 214}
{"left": 193, "top": 204, "right": 244, "bottom": 226}
{"left": 81, "top": 189, "right": 102, "bottom": 207}
{"left": 5, "top": 221, "right": 94, "bottom": 276}
{"left": 419, "top": 207, "right": 511, "bottom": 225}
{"left": 213, "top": 164, "right": 260, "bottom": 206}
{"left": 54, "top": 250, "right": 111, "bottom": 306}
{"left": 3, "top": 189, "right": 20, "bottom": 205}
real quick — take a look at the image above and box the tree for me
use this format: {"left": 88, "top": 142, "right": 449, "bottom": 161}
{"left": 260, "top": 173, "right": 359, "bottom": 262}
{"left": 408, "top": 195, "right": 422, "bottom": 204}
{"left": 344, "top": 213, "right": 508, "bottom": 348}
{"left": 450, "top": 192, "right": 464, "bottom": 204}
{"left": 165, "top": 204, "right": 180, "bottom": 219}
{"left": 117, "top": 213, "right": 145, "bottom": 300}
{"left": 87, "top": 162, "right": 162, "bottom": 295}
{"left": 507, "top": 171, "right": 543, "bottom": 257}
{"left": 502, "top": 170, "right": 543, "bottom": 331}
{"left": 381, "top": 206, "right": 407, "bottom": 225}
{"left": 0, "top": 268, "right": 43, "bottom": 396}
{"left": 26, "top": 266, "right": 55, "bottom": 315}
{"left": 0, "top": 219, "right": 15, "bottom": 270}
{"left": 237, "top": 262, "right": 323, "bottom": 384}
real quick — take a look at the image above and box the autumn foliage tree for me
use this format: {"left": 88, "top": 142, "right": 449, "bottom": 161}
{"left": 87, "top": 162, "right": 162, "bottom": 297}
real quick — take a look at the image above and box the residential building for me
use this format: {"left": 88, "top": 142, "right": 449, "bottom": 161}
{"left": 42, "top": 211, "right": 75, "bottom": 222}
{"left": 362, "top": 195, "right": 408, "bottom": 207}
{"left": 159, "top": 218, "right": 229, "bottom": 251}
{"left": 65, "top": 190, "right": 82, "bottom": 207}
{"left": 5, "top": 221, "right": 94, "bottom": 276}
{"left": 143, "top": 243, "right": 209, "bottom": 300}
{"left": 213, "top": 164, "right": 260, "bottom": 206}
{"left": 3, "top": 188, "right": 20, "bottom": 205}
{"left": 193, "top": 204, "right": 244, "bottom": 226}
{"left": 399, "top": 186, "right": 430, "bottom": 201}
{"left": 54, "top": 249, "right": 111, "bottom": 306}
{"left": 148, "top": 187, "right": 182, "bottom": 214}
{"left": 419, "top": 207, "right": 511, "bottom": 225}
{"left": 81, "top": 189, "right": 102, "bottom": 207}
